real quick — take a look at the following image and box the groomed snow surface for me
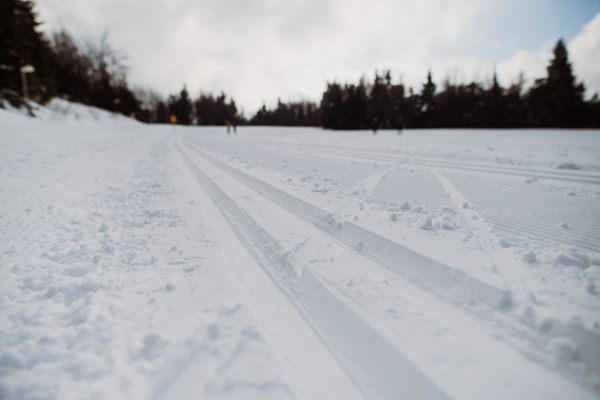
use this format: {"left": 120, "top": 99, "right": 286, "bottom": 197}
{"left": 1, "top": 99, "right": 599, "bottom": 400}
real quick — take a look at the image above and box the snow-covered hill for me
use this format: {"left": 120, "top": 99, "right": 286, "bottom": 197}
{"left": 1, "top": 101, "right": 599, "bottom": 400}
{"left": 0, "top": 98, "right": 141, "bottom": 127}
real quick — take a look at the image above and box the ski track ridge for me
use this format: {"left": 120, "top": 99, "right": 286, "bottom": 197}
{"left": 174, "top": 139, "right": 455, "bottom": 400}
{"left": 183, "top": 138, "right": 600, "bottom": 387}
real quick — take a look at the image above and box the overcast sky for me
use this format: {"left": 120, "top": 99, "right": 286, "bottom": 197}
{"left": 34, "top": 0, "right": 600, "bottom": 114}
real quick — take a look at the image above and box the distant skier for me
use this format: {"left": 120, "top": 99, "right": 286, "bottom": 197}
{"left": 226, "top": 121, "right": 232, "bottom": 134}
{"left": 372, "top": 117, "right": 379, "bottom": 134}
{"left": 233, "top": 121, "right": 237, "bottom": 133}
{"left": 397, "top": 115, "right": 405, "bottom": 134}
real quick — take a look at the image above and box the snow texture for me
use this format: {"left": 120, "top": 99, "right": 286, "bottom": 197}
{"left": 1, "top": 100, "right": 600, "bottom": 400}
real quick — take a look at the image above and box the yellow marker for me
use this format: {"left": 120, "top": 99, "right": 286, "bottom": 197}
{"left": 170, "top": 115, "right": 177, "bottom": 124}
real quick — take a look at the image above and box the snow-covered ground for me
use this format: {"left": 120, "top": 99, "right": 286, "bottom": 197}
{"left": 1, "top": 100, "right": 599, "bottom": 400}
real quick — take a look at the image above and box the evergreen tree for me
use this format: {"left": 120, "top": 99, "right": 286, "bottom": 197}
{"left": 389, "top": 82, "right": 406, "bottom": 127}
{"left": 526, "top": 39, "right": 585, "bottom": 127}
{"left": 0, "top": 0, "right": 56, "bottom": 105}
{"left": 341, "top": 81, "right": 368, "bottom": 129}
{"left": 413, "top": 71, "right": 436, "bottom": 128}
{"left": 369, "top": 71, "right": 392, "bottom": 128}
{"left": 546, "top": 39, "right": 585, "bottom": 127}
{"left": 156, "top": 100, "right": 168, "bottom": 123}
{"left": 485, "top": 72, "right": 507, "bottom": 128}
{"left": 505, "top": 74, "right": 525, "bottom": 128}
{"left": 320, "top": 82, "right": 343, "bottom": 129}
{"left": 177, "top": 86, "right": 192, "bottom": 125}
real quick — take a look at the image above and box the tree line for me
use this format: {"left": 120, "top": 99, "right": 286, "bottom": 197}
{"left": 1, "top": 0, "right": 598, "bottom": 128}
{"left": 321, "top": 41, "right": 599, "bottom": 129}
{"left": 1, "top": 0, "right": 242, "bottom": 125}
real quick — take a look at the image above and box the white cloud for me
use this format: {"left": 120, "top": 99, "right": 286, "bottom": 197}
{"left": 34, "top": 0, "right": 494, "bottom": 111}
{"left": 33, "top": 0, "right": 598, "bottom": 112}
{"left": 496, "top": 48, "right": 552, "bottom": 87}
{"left": 570, "top": 12, "right": 600, "bottom": 97}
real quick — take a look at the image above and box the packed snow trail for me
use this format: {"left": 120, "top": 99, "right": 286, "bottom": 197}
{"left": 1, "top": 101, "right": 599, "bottom": 399}
{"left": 184, "top": 127, "right": 600, "bottom": 392}
{"left": 176, "top": 136, "right": 597, "bottom": 400}
{"left": 0, "top": 102, "right": 362, "bottom": 400}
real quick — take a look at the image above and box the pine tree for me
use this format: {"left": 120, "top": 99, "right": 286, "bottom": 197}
{"left": 177, "top": 86, "right": 192, "bottom": 125}
{"left": 526, "top": 39, "right": 585, "bottom": 127}
{"left": 320, "top": 82, "right": 343, "bottom": 129}
{"left": 485, "top": 72, "right": 507, "bottom": 128}
{"left": 0, "top": 0, "right": 56, "bottom": 105}
{"left": 413, "top": 71, "right": 436, "bottom": 127}
{"left": 369, "top": 71, "right": 392, "bottom": 128}
{"left": 546, "top": 39, "right": 585, "bottom": 127}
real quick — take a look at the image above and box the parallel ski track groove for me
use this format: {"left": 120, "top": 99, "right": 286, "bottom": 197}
{"left": 285, "top": 147, "right": 600, "bottom": 182}
{"left": 411, "top": 160, "right": 600, "bottom": 185}
{"left": 184, "top": 141, "right": 514, "bottom": 313}
{"left": 251, "top": 142, "right": 600, "bottom": 185}
{"left": 487, "top": 220, "right": 600, "bottom": 253}
{"left": 482, "top": 210, "right": 600, "bottom": 242}
{"left": 175, "top": 141, "right": 453, "bottom": 400}
{"left": 182, "top": 138, "right": 600, "bottom": 392}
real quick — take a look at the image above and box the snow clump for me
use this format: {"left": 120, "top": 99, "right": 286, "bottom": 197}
{"left": 400, "top": 201, "right": 410, "bottom": 211}
{"left": 556, "top": 252, "right": 590, "bottom": 269}
{"left": 547, "top": 337, "right": 580, "bottom": 362}
{"left": 390, "top": 213, "right": 398, "bottom": 221}
{"left": 559, "top": 222, "right": 568, "bottom": 229}
{"left": 556, "top": 162, "right": 581, "bottom": 170}
{"left": 353, "top": 239, "right": 364, "bottom": 251}
{"left": 521, "top": 251, "right": 537, "bottom": 264}
{"left": 417, "top": 216, "right": 432, "bottom": 230}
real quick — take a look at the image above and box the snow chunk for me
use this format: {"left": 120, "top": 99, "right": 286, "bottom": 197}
{"left": 559, "top": 222, "right": 568, "bottom": 229}
{"left": 462, "top": 201, "right": 469, "bottom": 209}
{"left": 547, "top": 337, "right": 580, "bottom": 362}
{"left": 441, "top": 222, "right": 455, "bottom": 230}
{"left": 98, "top": 223, "right": 108, "bottom": 232}
{"left": 417, "top": 216, "right": 432, "bottom": 230}
{"left": 400, "top": 201, "right": 410, "bottom": 211}
{"left": 353, "top": 239, "right": 363, "bottom": 251}
{"left": 556, "top": 253, "right": 588, "bottom": 269}
{"left": 390, "top": 213, "right": 397, "bottom": 221}
{"left": 165, "top": 282, "right": 176, "bottom": 292}
{"left": 521, "top": 251, "right": 537, "bottom": 263}
{"left": 556, "top": 162, "right": 581, "bottom": 170}
{"left": 498, "top": 238, "right": 514, "bottom": 248}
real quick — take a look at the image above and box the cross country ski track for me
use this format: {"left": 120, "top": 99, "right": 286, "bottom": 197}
{"left": 203, "top": 137, "right": 600, "bottom": 256}
{"left": 172, "top": 135, "right": 598, "bottom": 400}
{"left": 244, "top": 140, "right": 600, "bottom": 185}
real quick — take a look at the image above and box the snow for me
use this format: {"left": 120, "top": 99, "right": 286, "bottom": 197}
{"left": 1, "top": 100, "right": 600, "bottom": 400}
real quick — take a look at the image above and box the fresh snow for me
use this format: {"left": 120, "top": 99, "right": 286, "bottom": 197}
{"left": 1, "top": 100, "right": 599, "bottom": 400}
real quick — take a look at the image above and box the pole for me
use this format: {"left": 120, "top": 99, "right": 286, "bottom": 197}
{"left": 19, "top": 65, "right": 34, "bottom": 104}
{"left": 21, "top": 69, "right": 28, "bottom": 102}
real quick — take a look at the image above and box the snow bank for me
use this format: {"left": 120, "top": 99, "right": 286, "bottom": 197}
{"left": 0, "top": 98, "right": 141, "bottom": 127}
